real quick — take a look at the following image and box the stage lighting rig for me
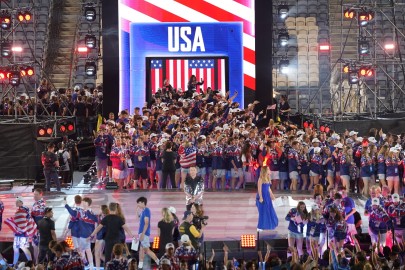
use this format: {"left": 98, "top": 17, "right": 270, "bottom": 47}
{"left": 348, "top": 71, "right": 359, "bottom": 84}
{"left": 84, "top": 6, "right": 96, "bottom": 22}
{"left": 85, "top": 34, "right": 97, "bottom": 49}
{"left": 358, "top": 10, "right": 374, "bottom": 27}
{"left": 1, "top": 11, "right": 11, "bottom": 30}
{"left": 9, "top": 70, "right": 20, "bottom": 86}
{"left": 359, "top": 66, "right": 374, "bottom": 78}
{"left": 85, "top": 60, "right": 96, "bottom": 76}
{"left": 344, "top": 8, "right": 356, "bottom": 19}
{"left": 278, "top": 4, "right": 289, "bottom": 19}
{"left": 17, "top": 11, "right": 32, "bottom": 22}
{"left": 279, "top": 59, "right": 289, "bottom": 74}
{"left": 278, "top": 31, "right": 289, "bottom": 47}
{"left": 358, "top": 39, "right": 370, "bottom": 55}
{"left": 1, "top": 41, "right": 12, "bottom": 58}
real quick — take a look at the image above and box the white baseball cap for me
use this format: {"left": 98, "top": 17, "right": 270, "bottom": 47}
{"left": 349, "top": 131, "right": 358, "bottom": 136}
{"left": 312, "top": 138, "right": 320, "bottom": 143}
{"left": 368, "top": 137, "right": 377, "bottom": 144}
{"left": 392, "top": 193, "right": 401, "bottom": 203}
{"left": 168, "top": 206, "right": 176, "bottom": 214}
{"left": 314, "top": 147, "right": 321, "bottom": 154}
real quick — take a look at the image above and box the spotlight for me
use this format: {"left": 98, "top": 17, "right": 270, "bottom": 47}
{"left": 1, "top": 12, "right": 11, "bottom": 30}
{"left": 319, "top": 44, "right": 330, "bottom": 52}
{"left": 58, "top": 121, "right": 67, "bottom": 134}
{"left": 152, "top": 237, "right": 160, "bottom": 251}
{"left": 348, "top": 72, "right": 359, "bottom": 84}
{"left": 85, "top": 61, "right": 96, "bottom": 76}
{"left": 358, "top": 10, "right": 374, "bottom": 27}
{"left": 37, "top": 126, "right": 46, "bottom": 137}
{"left": 278, "top": 31, "right": 289, "bottom": 47}
{"left": 66, "top": 120, "right": 75, "bottom": 133}
{"left": 278, "top": 4, "right": 289, "bottom": 19}
{"left": 85, "top": 34, "right": 97, "bottom": 49}
{"left": 24, "top": 11, "right": 32, "bottom": 21}
{"left": 77, "top": 46, "right": 88, "bottom": 53}
{"left": 11, "top": 46, "right": 22, "bottom": 52}
{"left": 46, "top": 127, "right": 53, "bottom": 136}
{"left": 344, "top": 8, "right": 356, "bottom": 19}
{"left": 279, "top": 59, "right": 289, "bottom": 74}
{"left": 20, "top": 67, "right": 26, "bottom": 77}
{"left": 342, "top": 64, "right": 350, "bottom": 73}
{"left": 358, "top": 39, "right": 370, "bottom": 55}
{"left": 241, "top": 234, "right": 256, "bottom": 248}
{"left": 84, "top": 6, "right": 96, "bottom": 22}
{"left": 1, "top": 42, "right": 12, "bottom": 58}
{"left": 25, "top": 66, "right": 34, "bottom": 76}
{"left": 359, "top": 66, "right": 374, "bottom": 77}
{"left": 385, "top": 43, "right": 395, "bottom": 50}
{"left": 9, "top": 71, "right": 20, "bottom": 86}
{"left": 0, "top": 70, "right": 6, "bottom": 80}
{"left": 17, "top": 11, "right": 32, "bottom": 22}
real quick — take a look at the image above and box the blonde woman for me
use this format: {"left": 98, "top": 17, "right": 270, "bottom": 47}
{"left": 377, "top": 145, "right": 389, "bottom": 186}
{"left": 157, "top": 207, "right": 175, "bottom": 257}
{"left": 386, "top": 147, "right": 401, "bottom": 194}
{"left": 256, "top": 166, "right": 278, "bottom": 231}
{"left": 340, "top": 146, "right": 353, "bottom": 191}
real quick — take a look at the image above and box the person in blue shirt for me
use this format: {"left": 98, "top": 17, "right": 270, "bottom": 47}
{"left": 136, "top": 197, "right": 159, "bottom": 269}
{"left": 309, "top": 147, "right": 323, "bottom": 190}
{"left": 288, "top": 141, "right": 300, "bottom": 191}
{"left": 306, "top": 204, "right": 325, "bottom": 257}
{"left": 377, "top": 145, "right": 388, "bottom": 187}
{"left": 340, "top": 188, "right": 357, "bottom": 244}
{"left": 285, "top": 201, "right": 309, "bottom": 257}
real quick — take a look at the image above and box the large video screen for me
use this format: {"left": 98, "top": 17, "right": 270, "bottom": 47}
{"left": 119, "top": 0, "right": 255, "bottom": 111}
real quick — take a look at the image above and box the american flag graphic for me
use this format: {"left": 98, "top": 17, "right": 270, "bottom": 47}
{"left": 178, "top": 145, "right": 197, "bottom": 168}
{"left": 150, "top": 58, "right": 226, "bottom": 94}
{"left": 119, "top": 0, "right": 255, "bottom": 90}
{"left": 5, "top": 207, "right": 37, "bottom": 237}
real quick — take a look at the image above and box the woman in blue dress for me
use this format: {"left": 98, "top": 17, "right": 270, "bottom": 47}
{"left": 256, "top": 166, "right": 279, "bottom": 231}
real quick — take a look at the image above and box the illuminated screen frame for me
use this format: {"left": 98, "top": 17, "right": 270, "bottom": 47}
{"left": 145, "top": 56, "right": 229, "bottom": 100}
{"left": 119, "top": 0, "right": 255, "bottom": 112}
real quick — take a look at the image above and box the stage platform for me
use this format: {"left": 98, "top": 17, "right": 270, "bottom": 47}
{"left": 0, "top": 174, "right": 370, "bottom": 243}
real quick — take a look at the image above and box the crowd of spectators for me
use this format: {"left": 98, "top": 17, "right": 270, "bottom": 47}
{"left": 0, "top": 79, "right": 103, "bottom": 139}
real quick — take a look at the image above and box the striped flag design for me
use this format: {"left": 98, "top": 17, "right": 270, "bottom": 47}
{"left": 150, "top": 58, "right": 226, "bottom": 94}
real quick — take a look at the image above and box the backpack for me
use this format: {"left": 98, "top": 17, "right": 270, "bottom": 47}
{"left": 58, "top": 150, "right": 66, "bottom": 167}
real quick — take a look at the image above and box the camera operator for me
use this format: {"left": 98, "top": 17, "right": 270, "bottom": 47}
{"left": 41, "top": 142, "right": 61, "bottom": 192}
{"left": 63, "top": 136, "right": 79, "bottom": 182}
{"left": 184, "top": 166, "right": 204, "bottom": 211}
{"left": 56, "top": 142, "right": 71, "bottom": 186}
{"left": 179, "top": 211, "right": 206, "bottom": 250}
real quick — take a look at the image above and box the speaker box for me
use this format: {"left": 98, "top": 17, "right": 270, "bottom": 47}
{"left": 105, "top": 181, "right": 118, "bottom": 190}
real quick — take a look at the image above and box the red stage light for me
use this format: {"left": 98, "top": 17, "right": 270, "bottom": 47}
{"left": 67, "top": 124, "right": 74, "bottom": 131}
{"left": 38, "top": 128, "right": 45, "bottom": 136}
{"left": 20, "top": 69, "right": 26, "bottom": 77}
{"left": 303, "top": 121, "right": 309, "bottom": 128}
{"left": 319, "top": 44, "right": 330, "bottom": 51}
{"left": 59, "top": 125, "right": 66, "bottom": 133}
{"left": 325, "top": 126, "right": 330, "bottom": 133}
{"left": 320, "top": 125, "right": 325, "bottom": 132}
{"left": 0, "top": 71, "right": 6, "bottom": 80}
{"left": 46, "top": 127, "right": 53, "bottom": 135}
